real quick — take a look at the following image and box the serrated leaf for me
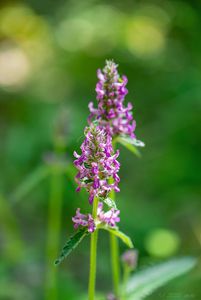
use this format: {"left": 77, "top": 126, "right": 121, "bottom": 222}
{"left": 104, "top": 197, "right": 117, "bottom": 209}
{"left": 101, "top": 226, "right": 133, "bottom": 248}
{"left": 127, "top": 257, "right": 197, "bottom": 300}
{"left": 55, "top": 228, "right": 88, "bottom": 265}
{"left": 117, "top": 137, "right": 144, "bottom": 157}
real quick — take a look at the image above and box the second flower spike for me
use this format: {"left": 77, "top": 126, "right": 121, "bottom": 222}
{"left": 88, "top": 60, "right": 136, "bottom": 139}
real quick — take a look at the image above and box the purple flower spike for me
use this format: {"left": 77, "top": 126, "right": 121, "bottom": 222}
{"left": 88, "top": 60, "right": 136, "bottom": 139}
{"left": 74, "top": 123, "right": 120, "bottom": 204}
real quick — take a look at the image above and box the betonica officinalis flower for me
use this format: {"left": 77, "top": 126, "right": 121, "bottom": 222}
{"left": 88, "top": 60, "right": 136, "bottom": 139}
{"left": 72, "top": 208, "right": 96, "bottom": 233}
{"left": 72, "top": 122, "right": 124, "bottom": 300}
{"left": 87, "top": 60, "right": 144, "bottom": 298}
{"left": 55, "top": 60, "right": 143, "bottom": 300}
{"left": 73, "top": 123, "right": 120, "bottom": 205}
{"left": 72, "top": 202, "right": 120, "bottom": 233}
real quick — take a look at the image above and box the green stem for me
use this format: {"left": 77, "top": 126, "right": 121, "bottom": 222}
{"left": 45, "top": 168, "right": 63, "bottom": 300}
{"left": 110, "top": 141, "right": 120, "bottom": 297}
{"left": 110, "top": 214, "right": 120, "bottom": 296}
{"left": 88, "top": 197, "right": 99, "bottom": 300}
{"left": 0, "top": 194, "right": 25, "bottom": 263}
{"left": 122, "top": 265, "right": 130, "bottom": 300}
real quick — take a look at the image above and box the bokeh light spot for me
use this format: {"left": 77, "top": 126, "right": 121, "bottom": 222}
{"left": 126, "top": 16, "right": 166, "bottom": 59}
{"left": 56, "top": 18, "right": 93, "bottom": 52}
{"left": 55, "top": 5, "right": 123, "bottom": 55}
{"left": 0, "top": 5, "right": 38, "bottom": 39}
{"left": 0, "top": 44, "right": 30, "bottom": 88}
{"left": 145, "top": 228, "right": 180, "bottom": 258}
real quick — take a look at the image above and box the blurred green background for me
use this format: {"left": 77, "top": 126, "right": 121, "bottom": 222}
{"left": 0, "top": 0, "right": 201, "bottom": 299}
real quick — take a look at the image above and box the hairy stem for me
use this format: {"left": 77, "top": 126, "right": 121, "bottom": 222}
{"left": 110, "top": 141, "right": 120, "bottom": 297}
{"left": 88, "top": 197, "right": 99, "bottom": 300}
{"left": 109, "top": 189, "right": 120, "bottom": 296}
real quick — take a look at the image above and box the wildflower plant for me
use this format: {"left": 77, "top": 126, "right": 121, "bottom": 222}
{"left": 88, "top": 60, "right": 144, "bottom": 297}
{"left": 55, "top": 61, "right": 139, "bottom": 299}
{"left": 55, "top": 61, "right": 196, "bottom": 300}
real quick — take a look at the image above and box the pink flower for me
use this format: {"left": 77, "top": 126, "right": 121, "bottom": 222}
{"left": 88, "top": 60, "right": 136, "bottom": 139}
{"left": 74, "top": 123, "right": 120, "bottom": 204}
{"left": 72, "top": 208, "right": 95, "bottom": 233}
{"left": 97, "top": 202, "right": 120, "bottom": 227}
{"left": 72, "top": 203, "right": 120, "bottom": 233}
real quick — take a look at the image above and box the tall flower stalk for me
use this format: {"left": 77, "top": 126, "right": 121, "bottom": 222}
{"left": 55, "top": 60, "right": 142, "bottom": 300}
{"left": 73, "top": 123, "right": 121, "bottom": 300}
{"left": 88, "top": 60, "right": 139, "bottom": 296}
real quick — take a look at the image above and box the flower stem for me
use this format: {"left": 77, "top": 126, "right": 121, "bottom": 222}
{"left": 45, "top": 167, "right": 63, "bottom": 300}
{"left": 122, "top": 265, "right": 130, "bottom": 300}
{"left": 88, "top": 197, "right": 99, "bottom": 300}
{"left": 109, "top": 190, "right": 120, "bottom": 296}
{"left": 110, "top": 141, "right": 120, "bottom": 297}
{"left": 0, "top": 193, "right": 25, "bottom": 262}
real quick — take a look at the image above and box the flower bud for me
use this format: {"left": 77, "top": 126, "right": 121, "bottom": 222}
{"left": 121, "top": 249, "right": 138, "bottom": 270}
{"left": 106, "top": 293, "right": 119, "bottom": 300}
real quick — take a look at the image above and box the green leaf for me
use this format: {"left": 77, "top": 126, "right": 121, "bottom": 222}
{"left": 55, "top": 228, "right": 88, "bottom": 265}
{"left": 101, "top": 226, "right": 133, "bottom": 248}
{"left": 104, "top": 197, "right": 117, "bottom": 209}
{"left": 126, "top": 256, "right": 197, "bottom": 300}
{"left": 116, "top": 137, "right": 144, "bottom": 157}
